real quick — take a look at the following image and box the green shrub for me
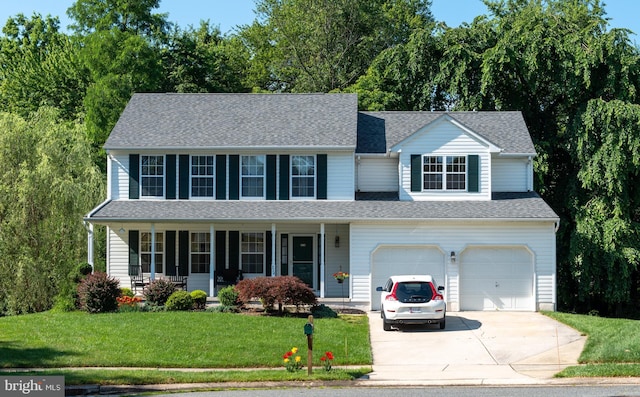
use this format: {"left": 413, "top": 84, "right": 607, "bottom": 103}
{"left": 52, "top": 261, "right": 95, "bottom": 313}
{"left": 77, "top": 272, "right": 120, "bottom": 313}
{"left": 206, "top": 305, "right": 238, "bottom": 313}
{"left": 120, "top": 288, "right": 134, "bottom": 298}
{"left": 144, "top": 279, "right": 176, "bottom": 306}
{"left": 166, "top": 291, "right": 194, "bottom": 311}
{"left": 190, "top": 290, "right": 208, "bottom": 310}
{"left": 217, "top": 286, "right": 239, "bottom": 307}
{"left": 311, "top": 304, "right": 338, "bottom": 318}
{"left": 235, "top": 276, "right": 317, "bottom": 313}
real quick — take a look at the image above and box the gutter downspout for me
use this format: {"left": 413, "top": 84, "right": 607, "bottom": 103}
{"left": 83, "top": 199, "right": 111, "bottom": 272}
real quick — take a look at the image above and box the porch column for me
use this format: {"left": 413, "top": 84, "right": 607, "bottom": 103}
{"left": 87, "top": 222, "right": 94, "bottom": 271}
{"left": 150, "top": 223, "right": 156, "bottom": 281}
{"left": 210, "top": 224, "right": 215, "bottom": 296}
{"left": 271, "top": 223, "right": 276, "bottom": 277}
{"left": 320, "top": 223, "right": 325, "bottom": 298}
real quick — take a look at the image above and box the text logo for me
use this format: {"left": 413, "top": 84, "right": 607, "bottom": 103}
{"left": 1, "top": 376, "right": 64, "bottom": 397}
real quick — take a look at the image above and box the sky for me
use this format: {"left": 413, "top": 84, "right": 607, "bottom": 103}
{"left": 0, "top": 0, "right": 638, "bottom": 39}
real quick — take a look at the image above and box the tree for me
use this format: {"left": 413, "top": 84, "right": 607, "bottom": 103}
{"left": 569, "top": 99, "right": 640, "bottom": 316}
{"left": 0, "top": 108, "right": 104, "bottom": 315}
{"left": 241, "top": 0, "right": 433, "bottom": 92}
{"left": 67, "top": 0, "right": 169, "bottom": 36}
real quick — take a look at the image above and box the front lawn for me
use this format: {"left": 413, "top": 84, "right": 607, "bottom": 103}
{"left": 0, "top": 310, "right": 371, "bottom": 383}
{"left": 545, "top": 311, "right": 640, "bottom": 377}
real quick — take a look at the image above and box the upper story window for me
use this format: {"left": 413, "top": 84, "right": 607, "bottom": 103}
{"left": 291, "top": 155, "right": 315, "bottom": 198}
{"left": 241, "top": 155, "right": 265, "bottom": 199}
{"left": 191, "top": 155, "right": 214, "bottom": 198}
{"left": 141, "top": 155, "right": 164, "bottom": 197}
{"left": 423, "top": 155, "right": 466, "bottom": 191}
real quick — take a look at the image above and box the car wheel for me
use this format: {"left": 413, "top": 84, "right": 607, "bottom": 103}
{"left": 382, "top": 311, "right": 392, "bottom": 331}
{"left": 439, "top": 317, "right": 446, "bottom": 330}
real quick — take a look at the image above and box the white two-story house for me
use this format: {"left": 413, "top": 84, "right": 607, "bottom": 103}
{"left": 84, "top": 93, "right": 559, "bottom": 311}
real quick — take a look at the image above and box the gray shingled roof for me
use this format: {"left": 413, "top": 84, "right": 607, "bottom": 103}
{"left": 357, "top": 111, "right": 535, "bottom": 154}
{"left": 87, "top": 193, "right": 558, "bottom": 223}
{"left": 104, "top": 93, "right": 358, "bottom": 150}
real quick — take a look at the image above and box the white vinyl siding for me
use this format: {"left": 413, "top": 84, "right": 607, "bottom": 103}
{"left": 356, "top": 157, "right": 398, "bottom": 192}
{"left": 109, "top": 153, "right": 129, "bottom": 200}
{"left": 396, "top": 119, "right": 491, "bottom": 201}
{"left": 492, "top": 158, "right": 530, "bottom": 192}
{"left": 327, "top": 152, "right": 354, "bottom": 200}
{"left": 349, "top": 221, "right": 556, "bottom": 311}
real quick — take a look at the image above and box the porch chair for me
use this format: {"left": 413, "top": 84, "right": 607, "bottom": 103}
{"left": 129, "top": 265, "right": 146, "bottom": 294}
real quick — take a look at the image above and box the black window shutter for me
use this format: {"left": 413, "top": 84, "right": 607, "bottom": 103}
{"left": 179, "top": 155, "right": 189, "bottom": 199}
{"left": 317, "top": 154, "right": 327, "bottom": 199}
{"left": 216, "top": 155, "right": 227, "bottom": 200}
{"left": 266, "top": 155, "right": 276, "bottom": 200}
{"left": 178, "top": 231, "right": 189, "bottom": 276}
{"left": 215, "top": 231, "right": 226, "bottom": 274}
{"left": 165, "top": 231, "right": 176, "bottom": 275}
{"left": 128, "top": 230, "right": 139, "bottom": 275}
{"left": 129, "top": 154, "right": 139, "bottom": 199}
{"left": 279, "top": 155, "right": 289, "bottom": 200}
{"left": 166, "top": 155, "right": 176, "bottom": 199}
{"left": 468, "top": 155, "right": 480, "bottom": 193}
{"left": 410, "top": 154, "right": 422, "bottom": 192}
{"left": 229, "top": 155, "right": 239, "bottom": 200}
{"left": 280, "top": 234, "right": 288, "bottom": 276}
{"left": 266, "top": 231, "right": 272, "bottom": 276}
{"left": 229, "top": 231, "right": 240, "bottom": 272}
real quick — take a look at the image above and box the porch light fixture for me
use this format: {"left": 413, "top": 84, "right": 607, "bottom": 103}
{"left": 334, "top": 235, "right": 340, "bottom": 248}
{"left": 450, "top": 251, "right": 456, "bottom": 263}
{"left": 119, "top": 227, "right": 125, "bottom": 234}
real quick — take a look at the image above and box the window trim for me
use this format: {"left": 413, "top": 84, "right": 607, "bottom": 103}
{"left": 140, "top": 155, "right": 165, "bottom": 198}
{"left": 190, "top": 232, "right": 211, "bottom": 274}
{"left": 140, "top": 232, "right": 164, "bottom": 274}
{"left": 240, "top": 155, "right": 266, "bottom": 200}
{"left": 241, "top": 231, "right": 265, "bottom": 274}
{"left": 421, "top": 154, "right": 468, "bottom": 192}
{"left": 290, "top": 154, "right": 316, "bottom": 199}
{"left": 190, "top": 155, "right": 215, "bottom": 199}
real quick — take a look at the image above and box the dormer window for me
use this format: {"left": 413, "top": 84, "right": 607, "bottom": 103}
{"left": 423, "top": 156, "right": 466, "bottom": 191}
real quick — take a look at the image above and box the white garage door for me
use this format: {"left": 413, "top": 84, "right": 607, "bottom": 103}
{"left": 370, "top": 246, "right": 445, "bottom": 311}
{"left": 460, "top": 247, "right": 534, "bottom": 311}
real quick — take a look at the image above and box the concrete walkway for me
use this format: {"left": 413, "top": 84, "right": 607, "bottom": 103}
{"left": 365, "top": 310, "right": 587, "bottom": 385}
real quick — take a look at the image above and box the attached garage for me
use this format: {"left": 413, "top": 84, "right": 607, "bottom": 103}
{"left": 459, "top": 246, "right": 534, "bottom": 311}
{"left": 370, "top": 245, "right": 445, "bottom": 310}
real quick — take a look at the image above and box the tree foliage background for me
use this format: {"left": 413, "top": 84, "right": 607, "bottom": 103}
{"left": 0, "top": 0, "right": 638, "bottom": 316}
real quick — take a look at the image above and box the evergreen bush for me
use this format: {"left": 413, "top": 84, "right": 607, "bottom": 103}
{"left": 190, "top": 290, "right": 208, "bottom": 310}
{"left": 165, "top": 291, "right": 193, "bottom": 311}
{"left": 217, "top": 286, "right": 239, "bottom": 307}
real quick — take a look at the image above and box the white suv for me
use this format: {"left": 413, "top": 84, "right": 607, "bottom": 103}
{"left": 376, "top": 275, "right": 446, "bottom": 331}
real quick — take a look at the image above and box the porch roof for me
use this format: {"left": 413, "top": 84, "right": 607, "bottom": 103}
{"left": 86, "top": 193, "right": 559, "bottom": 224}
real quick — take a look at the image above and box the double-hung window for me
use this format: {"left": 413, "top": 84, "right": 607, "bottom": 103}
{"left": 141, "top": 155, "right": 164, "bottom": 197}
{"left": 241, "top": 232, "right": 264, "bottom": 274}
{"left": 291, "top": 155, "right": 315, "bottom": 198}
{"left": 191, "top": 155, "right": 214, "bottom": 198}
{"left": 140, "top": 232, "right": 163, "bottom": 274}
{"left": 241, "top": 155, "right": 265, "bottom": 198}
{"left": 191, "top": 232, "right": 210, "bottom": 273}
{"left": 423, "top": 155, "right": 466, "bottom": 191}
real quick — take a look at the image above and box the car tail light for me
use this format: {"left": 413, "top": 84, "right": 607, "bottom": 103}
{"left": 385, "top": 283, "right": 399, "bottom": 301}
{"left": 430, "top": 283, "right": 444, "bottom": 300}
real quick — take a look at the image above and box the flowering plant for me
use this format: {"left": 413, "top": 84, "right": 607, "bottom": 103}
{"left": 282, "top": 347, "right": 303, "bottom": 372}
{"left": 116, "top": 296, "right": 141, "bottom": 307}
{"left": 332, "top": 271, "right": 349, "bottom": 281}
{"left": 320, "top": 351, "right": 334, "bottom": 371}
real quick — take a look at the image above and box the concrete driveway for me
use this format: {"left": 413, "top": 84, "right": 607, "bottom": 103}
{"left": 365, "top": 311, "right": 586, "bottom": 385}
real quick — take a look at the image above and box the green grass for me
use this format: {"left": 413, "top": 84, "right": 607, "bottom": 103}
{"left": 544, "top": 311, "right": 640, "bottom": 377}
{"left": 1, "top": 368, "right": 373, "bottom": 385}
{"left": 0, "top": 311, "right": 371, "bottom": 375}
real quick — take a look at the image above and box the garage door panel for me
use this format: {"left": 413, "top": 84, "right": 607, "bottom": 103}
{"left": 371, "top": 246, "right": 444, "bottom": 311}
{"left": 460, "top": 247, "right": 533, "bottom": 311}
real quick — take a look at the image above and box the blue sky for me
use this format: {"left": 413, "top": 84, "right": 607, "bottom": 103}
{"left": 0, "top": 0, "right": 638, "bottom": 39}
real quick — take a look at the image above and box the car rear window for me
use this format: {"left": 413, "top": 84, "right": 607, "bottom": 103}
{"left": 395, "top": 282, "right": 433, "bottom": 302}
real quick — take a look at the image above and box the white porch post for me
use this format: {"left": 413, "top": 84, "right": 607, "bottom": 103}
{"left": 320, "top": 223, "right": 325, "bottom": 298}
{"left": 150, "top": 223, "right": 156, "bottom": 281}
{"left": 214, "top": 224, "right": 216, "bottom": 296}
{"left": 87, "top": 223, "right": 94, "bottom": 272}
{"left": 271, "top": 223, "right": 276, "bottom": 277}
